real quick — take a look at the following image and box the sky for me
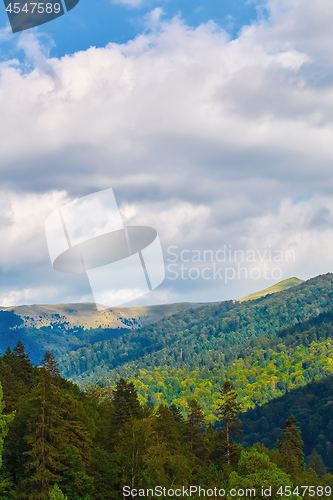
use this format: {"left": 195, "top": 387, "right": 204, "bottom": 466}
{"left": 0, "top": 0, "right": 333, "bottom": 307}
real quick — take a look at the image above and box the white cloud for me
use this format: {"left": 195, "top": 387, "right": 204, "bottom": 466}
{"left": 110, "top": 0, "right": 147, "bottom": 7}
{"left": 0, "top": 0, "right": 333, "bottom": 304}
{"left": 0, "top": 190, "right": 69, "bottom": 268}
{"left": 0, "top": 286, "right": 62, "bottom": 307}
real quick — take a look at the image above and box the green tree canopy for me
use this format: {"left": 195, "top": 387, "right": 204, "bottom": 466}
{"left": 276, "top": 414, "right": 305, "bottom": 477}
{"left": 216, "top": 380, "right": 242, "bottom": 465}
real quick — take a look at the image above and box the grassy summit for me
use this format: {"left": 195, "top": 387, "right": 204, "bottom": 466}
{"left": 237, "top": 277, "right": 304, "bottom": 302}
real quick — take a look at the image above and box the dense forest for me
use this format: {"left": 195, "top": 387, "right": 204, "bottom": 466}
{"left": 59, "top": 274, "right": 333, "bottom": 383}
{"left": 0, "top": 342, "right": 332, "bottom": 499}
{"left": 240, "top": 373, "right": 333, "bottom": 472}
{"left": 0, "top": 302, "right": 205, "bottom": 365}
{"left": 0, "top": 309, "right": 130, "bottom": 365}
{"left": 53, "top": 274, "right": 333, "bottom": 417}
{"left": 2, "top": 274, "right": 333, "bottom": 497}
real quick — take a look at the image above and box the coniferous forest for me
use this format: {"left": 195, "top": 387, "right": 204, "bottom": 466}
{"left": 2, "top": 275, "right": 333, "bottom": 498}
{"left": 0, "top": 342, "right": 332, "bottom": 499}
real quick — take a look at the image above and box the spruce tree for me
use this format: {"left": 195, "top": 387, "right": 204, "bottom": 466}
{"left": 112, "top": 378, "right": 142, "bottom": 427}
{"left": 170, "top": 404, "right": 184, "bottom": 427}
{"left": 276, "top": 414, "right": 305, "bottom": 477}
{"left": 22, "top": 368, "right": 67, "bottom": 499}
{"left": 145, "top": 404, "right": 192, "bottom": 486}
{"left": 3, "top": 347, "right": 13, "bottom": 359}
{"left": 184, "top": 399, "right": 208, "bottom": 460}
{"left": 41, "top": 352, "right": 60, "bottom": 379}
{"left": 216, "top": 379, "right": 242, "bottom": 465}
{"left": 12, "top": 340, "right": 34, "bottom": 387}
{"left": 0, "top": 361, "right": 24, "bottom": 412}
{"left": 155, "top": 404, "right": 182, "bottom": 452}
{"left": 13, "top": 340, "right": 28, "bottom": 358}
{"left": 308, "top": 449, "right": 326, "bottom": 478}
{"left": 62, "top": 393, "right": 92, "bottom": 465}
{"left": 115, "top": 417, "right": 154, "bottom": 492}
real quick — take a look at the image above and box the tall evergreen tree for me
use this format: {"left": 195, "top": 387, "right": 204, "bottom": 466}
{"left": 3, "top": 347, "right": 13, "bottom": 359}
{"left": 115, "top": 417, "right": 154, "bottom": 492}
{"left": 146, "top": 405, "right": 192, "bottom": 486}
{"left": 42, "top": 352, "right": 60, "bottom": 379}
{"left": 216, "top": 380, "right": 242, "bottom": 466}
{"left": 154, "top": 404, "right": 182, "bottom": 452}
{"left": 276, "top": 414, "right": 305, "bottom": 477}
{"left": 308, "top": 449, "right": 326, "bottom": 478}
{"left": 184, "top": 400, "right": 208, "bottom": 460}
{"left": 12, "top": 340, "right": 34, "bottom": 387}
{"left": 170, "top": 404, "right": 184, "bottom": 427}
{"left": 21, "top": 368, "right": 67, "bottom": 499}
{"left": 0, "top": 362, "right": 25, "bottom": 413}
{"left": 112, "top": 378, "right": 142, "bottom": 427}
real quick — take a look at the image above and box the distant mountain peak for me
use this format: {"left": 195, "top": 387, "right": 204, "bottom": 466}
{"left": 237, "top": 277, "right": 304, "bottom": 303}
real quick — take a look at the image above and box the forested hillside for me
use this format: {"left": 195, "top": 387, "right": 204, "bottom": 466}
{"left": 0, "top": 302, "right": 205, "bottom": 365}
{"left": 240, "top": 373, "right": 333, "bottom": 472}
{"left": 0, "top": 343, "right": 331, "bottom": 499}
{"left": 0, "top": 276, "right": 303, "bottom": 366}
{"left": 0, "top": 301, "right": 207, "bottom": 331}
{"left": 58, "top": 274, "right": 333, "bottom": 416}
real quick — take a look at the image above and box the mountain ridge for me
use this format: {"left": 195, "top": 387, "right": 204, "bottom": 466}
{"left": 57, "top": 274, "right": 333, "bottom": 412}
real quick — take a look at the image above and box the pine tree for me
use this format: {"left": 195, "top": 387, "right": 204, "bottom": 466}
{"left": 62, "top": 393, "right": 92, "bottom": 465}
{"left": 276, "top": 414, "right": 305, "bottom": 477}
{"left": 13, "top": 340, "right": 27, "bottom": 358}
{"left": 12, "top": 340, "right": 34, "bottom": 387}
{"left": 0, "top": 361, "right": 25, "bottom": 412}
{"left": 115, "top": 417, "right": 154, "bottom": 492}
{"left": 170, "top": 404, "right": 184, "bottom": 427}
{"left": 3, "top": 347, "right": 13, "bottom": 359}
{"left": 112, "top": 378, "right": 142, "bottom": 427}
{"left": 155, "top": 404, "right": 182, "bottom": 452}
{"left": 60, "top": 444, "right": 93, "bottom": 500}
{"left": 22, "top": 368, "right": 67, "bottom": 499}
{"left": 88, "top": 447, "right": 118, "bottom": 500}
{"left": 308, "top": 449, "right": 326, "bottom": 478}
{"left": 145, "top": 405, "right": 192, "bottom": 486}
{"left": 170, "top": 403, "right": 184, "bottom": 439}
{"left": 216, "top": 379, "right": 242, "bottom": 465}
{"left": 184, "top": 400, "right": 208, "bottom": 460}
{"left": 41, "top": 352, "right": 60, "bottom": 379}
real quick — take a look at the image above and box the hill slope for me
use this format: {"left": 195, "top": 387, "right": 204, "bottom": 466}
{"left": 237, "top": 277, "right": 304, "bottom": 302}
{"left": 1, "top": 276, "right": 300, "bottom": 330}
{"left": 0, "top": 277, "right": 301, "bottom": 365}
{"left": 0, "top": 301, "right": 208, "bottom": 330}
{"left": 240, "top": 374, "right": 333, "bottom": 472}
{"left": 58, "top": 274, "right": 333, "bottom": 414}
{"left": 0, "top": 301, "right": 208, "bottom": 364}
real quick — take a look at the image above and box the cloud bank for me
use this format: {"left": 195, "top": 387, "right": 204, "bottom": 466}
{"left": 0, "top": 0, "right": 333, "bottom": 305}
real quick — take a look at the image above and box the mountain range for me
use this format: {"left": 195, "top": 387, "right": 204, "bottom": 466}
{"left": 0, "top": 276, "right": 301, "bottom": 364}
{"left": 2, "top": 273, "right": 332, "bottom": 418}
